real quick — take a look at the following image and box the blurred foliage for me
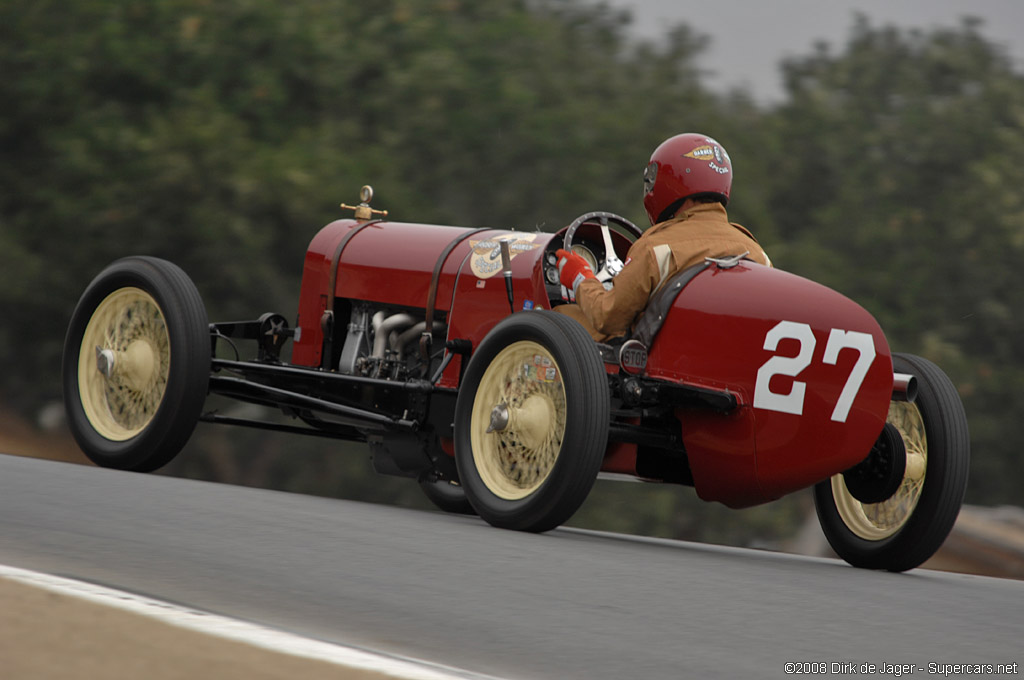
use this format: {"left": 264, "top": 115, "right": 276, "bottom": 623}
{"left": 766, "top": 15, "right": 1024, "bottom": 506}
{"left": 2, "top": 1, "right": 1022, "bottom": 547}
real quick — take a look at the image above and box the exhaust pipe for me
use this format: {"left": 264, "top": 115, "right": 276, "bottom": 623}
{"left": 892, "top": 373, "right": 918, "bottom": 403}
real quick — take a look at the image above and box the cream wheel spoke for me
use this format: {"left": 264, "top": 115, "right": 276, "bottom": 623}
{"left": 833, "top": 401, "right": 928, "bottom": 541}
{"left": 78, "top": 288, "right": 171, "bottom": 441}
{"left": 471, "top": 341, "right": 566, "bottom": 500}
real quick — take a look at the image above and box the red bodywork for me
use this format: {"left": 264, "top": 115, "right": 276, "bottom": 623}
{"left": 292, "top": 219, "right": 554, "bottom": 384}
{"left": 292, "top": 218, "right": 893, "bottom": 508}
{"left": 649, "top": 265, "right": 891, "bottom": 507}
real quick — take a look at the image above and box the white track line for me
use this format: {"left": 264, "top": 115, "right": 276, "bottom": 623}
{"left": 0, "top": 564, "right": 506, "bottom": 680}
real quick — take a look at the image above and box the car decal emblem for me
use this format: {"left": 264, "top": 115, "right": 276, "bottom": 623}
{"left": 469, "top": 233, "right": 541, "bottom": 279}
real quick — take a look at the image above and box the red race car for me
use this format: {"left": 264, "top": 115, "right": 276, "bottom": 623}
{"left": 62, "top": 186, "right": 969, "bottom": 572}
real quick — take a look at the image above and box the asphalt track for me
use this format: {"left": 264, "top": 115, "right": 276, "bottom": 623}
{"left": 1, "top": 454, "right": 1021, "bottom": 679}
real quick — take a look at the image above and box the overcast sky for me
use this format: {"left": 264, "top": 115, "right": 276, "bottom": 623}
{"left": 600, "top": 0, "right": 1024, "bottom": 102}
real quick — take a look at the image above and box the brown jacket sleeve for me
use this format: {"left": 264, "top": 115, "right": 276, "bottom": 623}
{"left": 573, "top": 241, "right": 660, "bottom": 337}
{"left": 570, "top": 203, "right": 769, "bottom": 338}
{"left": 571, "top": 206, "right": 770, "bottom": 338}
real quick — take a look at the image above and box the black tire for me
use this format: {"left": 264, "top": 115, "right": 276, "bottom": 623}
{"left": 814, "top": 353, "right": 969, "bottom": 572}
{"left": 62, "top": 257, "right": 210, "bottom": 472}
{"left": 454, "top": 311, "right": 609, "bottom": 532}
{"left": 419, "top": 478, "right": 477, "bottom": 515}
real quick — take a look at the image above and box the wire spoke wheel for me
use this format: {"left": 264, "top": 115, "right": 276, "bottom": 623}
{"left": 455, "top": 311, "right": 608, "bottom": 533}
{"left": 814, "top": 353, "right": 969, "bottom": 572}
{"left": 63, "top": 257, "right": 210, "bottom": 472}
{"left": 470, "top": 341, "right": 567, "bottom": 500}
{"left": 78, "top": 288, "right": 171, "bottom": 441}
{"left": 832, "top": 401, "right": 927, "bottom": 540}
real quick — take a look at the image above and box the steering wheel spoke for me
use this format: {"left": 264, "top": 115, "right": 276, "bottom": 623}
{"left": 562, "top": 211, "right": 642, "bottom": 284}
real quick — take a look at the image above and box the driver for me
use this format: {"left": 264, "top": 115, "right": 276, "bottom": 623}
{"left": 555, "top": 133, "right": 771, "bottom": 342}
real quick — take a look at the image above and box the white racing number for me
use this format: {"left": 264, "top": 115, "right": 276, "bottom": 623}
{"left": 753, "top": 321, "right": 814, "bottom": 417}
{"left": 753, "top": 321, "right": 876, "bottom": 423}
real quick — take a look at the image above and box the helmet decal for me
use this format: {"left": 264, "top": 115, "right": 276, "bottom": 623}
{"left": 684, "top": 145, "right": 716, "bottom": 161}
{"left": 685, "top": 143, "right": 731, "bottom": 175}
{"left": 643, "top": 133, "right": 734, "bottom": 224}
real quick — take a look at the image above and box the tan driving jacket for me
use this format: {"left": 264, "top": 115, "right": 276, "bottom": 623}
{"left": 562, "top": 202, "right": 770, "bottom": 341}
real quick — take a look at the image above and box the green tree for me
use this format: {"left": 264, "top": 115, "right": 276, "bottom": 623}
{"left": 5, "top": 0, "right": 1019, "bottom": 547}
{"left": 767, "top": 16, "right": 1024, "bottom": 504}
{"left": 0, "top": 0, "right": 728, "bottom": 416}
{"left": 1, "top": 0, "right": 753, "bottom": 542}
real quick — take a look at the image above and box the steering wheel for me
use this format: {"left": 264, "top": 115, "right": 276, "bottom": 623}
{"left": 563, "top": 212, "right": 643, "bottom": 282}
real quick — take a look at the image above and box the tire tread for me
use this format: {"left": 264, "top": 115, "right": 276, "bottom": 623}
{"left": 814, "top": 352, "right": 969, "bottom": 571}
{"left": 62, "top": 257, "right": 209, "bottom": 472}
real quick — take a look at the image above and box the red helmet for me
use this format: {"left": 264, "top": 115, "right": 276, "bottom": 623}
{"left": 642, "top": 133, "right": 733, "bottom": 225}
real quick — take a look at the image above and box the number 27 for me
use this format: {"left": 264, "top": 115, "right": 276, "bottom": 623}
{"left": 753, "top": 320, "right": 875, "bottom": 423}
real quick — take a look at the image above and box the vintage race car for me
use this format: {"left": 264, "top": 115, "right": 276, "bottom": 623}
{"left": 62, "top": 186, "right": 969, "bottom": 572}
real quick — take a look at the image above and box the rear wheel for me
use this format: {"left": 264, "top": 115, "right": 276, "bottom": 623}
{"left": 419, "top": 478, "right": 476, "bottom": 515}
{"left": 62, "top": 257, "right": 210, "bottom": 471}
{"left": 454, "top": 311, "right": 609, "bottom": 532}
{"left": 814, "top": 353, "right": 969, "bottom": 571}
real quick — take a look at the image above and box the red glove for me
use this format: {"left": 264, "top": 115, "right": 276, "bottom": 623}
{"left": 556, "top": 249, "right": 596, "bottom": 302}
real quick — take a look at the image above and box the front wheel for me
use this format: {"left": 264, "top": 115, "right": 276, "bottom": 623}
{"left": 454, "top": 311, "right": 609, "bottom": 532}
{"left": 62, "top": 257, "right": 210, "bottom": 472}
{"left": 814, "top": 353, "right": 969, "bottom": 572}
